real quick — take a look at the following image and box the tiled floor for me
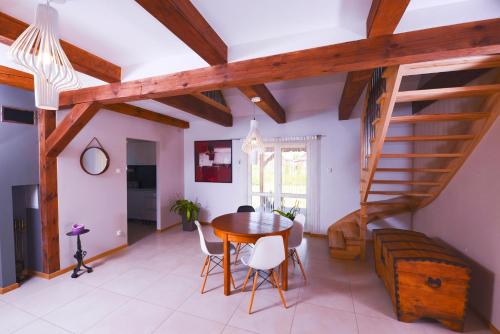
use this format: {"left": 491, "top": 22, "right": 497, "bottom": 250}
{"left": 0, "top": 225, "right": 491, "bottom": 334}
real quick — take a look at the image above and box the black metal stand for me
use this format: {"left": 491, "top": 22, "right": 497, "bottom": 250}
{"left": 66, "top": 229, "right": 93, "bottom": 278}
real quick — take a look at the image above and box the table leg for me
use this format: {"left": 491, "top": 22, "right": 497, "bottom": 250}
{"left": 282, "top": 231, "right": 289, "bottom": 291}
{"left": 223, "top": 233, "right": 231, "bottom": 296}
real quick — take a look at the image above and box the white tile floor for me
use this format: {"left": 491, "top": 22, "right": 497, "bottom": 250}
{"left": 0, "top": 225, "right": 491, "bottom": 334}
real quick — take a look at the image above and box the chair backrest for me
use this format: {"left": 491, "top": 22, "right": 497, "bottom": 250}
{"left": 237, "top": 205, "right": 256, "bottom": 213}
{"left": 248, "top": 235, "right": 285, "bottom": 270}
{"left": 294, "top": 213, "right": 306, "bottom": 226}
{"left": 289, "top": 220, "right": 304, "bottom": 249}
{"left": 194, "top": 221, "right": 210, "bottom": 255}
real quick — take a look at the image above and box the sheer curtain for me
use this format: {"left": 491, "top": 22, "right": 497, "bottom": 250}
{"left": 305, "top": 137, "right": 321, "bottom": 234}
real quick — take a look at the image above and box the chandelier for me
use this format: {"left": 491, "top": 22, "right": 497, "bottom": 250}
{"left": 242, "top": 97, "right": 265, "bottom": 165}
{"left": 9, "top": 2, "right": 80, "bottom": 110}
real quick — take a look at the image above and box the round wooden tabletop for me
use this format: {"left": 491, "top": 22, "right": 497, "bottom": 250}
{"left": 211, "top": 212, "right": 293, "bottom": 237}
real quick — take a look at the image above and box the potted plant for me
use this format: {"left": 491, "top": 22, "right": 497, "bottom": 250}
{"left": 170, "top": 199, "right": 200, "bottom": 231}
{"left": 273, "top": 201, "right": 300, "bottom": 221}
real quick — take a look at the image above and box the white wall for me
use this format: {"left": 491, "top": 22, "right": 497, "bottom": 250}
{"left": 56, "top": 110, "right": 184, "bottom": 269}
{"left": 184, "top": 110, "right": 361, "bottom": 234}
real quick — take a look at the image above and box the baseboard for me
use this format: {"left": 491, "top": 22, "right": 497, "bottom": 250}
{"left": 157, "top": 222, "right": 181, "bottom": 233}
{"left": 0, "top": 282, "right": 19, "bottom": 294}
{"left": 30, "top": 243, "right": 128, "bottom": 280}
{"left": 470, "top": 305, "right": 500, "bottom": 334}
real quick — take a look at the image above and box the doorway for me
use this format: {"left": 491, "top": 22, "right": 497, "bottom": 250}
{"left": 126, "top": 139, "right": 158, "bottom": 245}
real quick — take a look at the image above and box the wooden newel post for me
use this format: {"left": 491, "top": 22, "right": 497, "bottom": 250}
{"left": 38, "top": 109, "right": 61, "bottom": 274}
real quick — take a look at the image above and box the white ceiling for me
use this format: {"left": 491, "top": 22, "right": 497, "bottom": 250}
{"left": 0, "top": 0, "right": 499, "bottom": 124}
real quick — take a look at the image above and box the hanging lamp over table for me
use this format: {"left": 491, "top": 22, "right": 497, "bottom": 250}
{"left": 9, "top": 1, "right": 80, "bottom": 110}
{"left": 242, "top": 97, "right": 265, "bottom": 164}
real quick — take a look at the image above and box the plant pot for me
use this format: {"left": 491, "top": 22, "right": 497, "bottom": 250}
{"left": 182, "top": 213, "right": 196, "bottom": 231}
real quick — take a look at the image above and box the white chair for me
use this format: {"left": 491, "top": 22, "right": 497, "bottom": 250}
{"left": 194, "top": 221, "right": 236, "bottom": 294}
{"left": 289, "top": 214, "right": 307, "bottom": 281}
{"left": 240, "top": 235, "right": 287, "bottom": 314}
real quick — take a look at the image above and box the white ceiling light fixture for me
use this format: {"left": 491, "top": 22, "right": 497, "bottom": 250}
{"left": 9, "top": 0, "right": 80, "bottom": 110}
{"left": 242, "top": 97, "right": 265, "bottom": 165}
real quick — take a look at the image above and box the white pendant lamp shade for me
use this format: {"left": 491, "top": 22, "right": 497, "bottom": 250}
{"left": 242, "top": 119, "right": 265, "bottom": 164}
{"left": 9, "top": 3, "right": 80, "bottom": 110}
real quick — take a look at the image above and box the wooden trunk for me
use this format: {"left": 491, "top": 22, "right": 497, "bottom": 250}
{"left": 372, "top": 228, "right": 471, "bottom": 332}
{"left": 379, "top": 241, "right": 453, "bottom": 292}
{"left": 372, "top": 229, "right": 429, "bottom": 277}
{"left": 389, "top": 250, "right": 470, "bottom": 332}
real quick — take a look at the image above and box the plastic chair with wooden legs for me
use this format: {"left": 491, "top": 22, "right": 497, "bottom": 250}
{"left": 240, "top": 235, "right": 287, "bottom": 314}
{"left": 194, "top": 221, "right": 236, "bottom": 294}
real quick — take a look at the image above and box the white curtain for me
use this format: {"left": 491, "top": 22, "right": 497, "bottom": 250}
{"left": 306, "top": 137, "right": 321, "bottom": 234}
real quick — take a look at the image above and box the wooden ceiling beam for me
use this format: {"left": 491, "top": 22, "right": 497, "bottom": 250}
{"left": 0, "top": 65, "right": 188, "bottom": 128}
{"left": 136, "top": 0, "right": 285, "bottom": 123}
{"left": 0, "top": 12, "right": 121, "bottom": 83}
{"left": 338, "top": 0, "right": 410, "bottom": 120}
{"left": 45, "top": 102, "right": 102, "bottom": 157}
{"left": 105, "top": 103, "right": 189, "bottom": 129}
{"left": 155, "top": 96, "right": 232, "bottom": 127}
{"left": 339, "top": 70, "right": 373, "bottom": 120}
{"left": 239, "top": 85, "right": 286, "bottom": 123}
{"left": 59, "top": 19, "right": 500, "bottom": 107}
{"left": 0, "top": 65, "right": 33, "bottom": 91}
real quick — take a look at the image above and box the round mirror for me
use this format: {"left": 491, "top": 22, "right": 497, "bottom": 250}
{"left": 80, "top": 147, "right": 110, "bottom": 175}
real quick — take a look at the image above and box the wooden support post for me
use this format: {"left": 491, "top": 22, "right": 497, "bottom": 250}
{"left": 38, "top": 109, "right": 61, "bottom": 274}
{"left": 359, "top": 203, "right": 369, "bottom": 261}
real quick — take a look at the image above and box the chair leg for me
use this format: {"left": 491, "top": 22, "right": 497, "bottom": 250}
{"left": 234, "top": 243, "right": 241, "bottom": 264}
{"left": 200, "top": 255, "right": 209, "bottom": 277}
{"left": 248, "top": 270, "right": 259, "bottom": 314}
{"left": 201, "top": 257, "right": 211, "bottom": 294}
{"left": 290, "top": 250, "right": 296, "bottom": 268}
{"left": 230, "top": 272, "right": 236, "bottom": 289}
{"left": 294, "top": 250, "right": 307, "bottom": 282}
{"left": 272, "top": 270, "right": 287, "bottom": 309}
{"left": 241, "top": 268, "right": 252, "bottom": 292}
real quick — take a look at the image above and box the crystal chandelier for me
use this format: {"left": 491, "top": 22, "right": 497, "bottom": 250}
{"left": 9, "top": 2, "right": 80, "bottom": 110}
{"left": 242, "top": 97, "right": 265, "bottom": 165}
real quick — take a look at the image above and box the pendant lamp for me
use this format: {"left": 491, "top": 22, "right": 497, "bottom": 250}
{"left": 9, "top": 1, "right": 80, "bottom": 110}
{"left": 242, "top": 97, "right": 265, "bottom": 165}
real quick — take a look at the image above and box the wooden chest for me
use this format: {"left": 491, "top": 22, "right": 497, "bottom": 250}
{"left": 372, "top": 229, "right": 471, "bottom": 332}
{"left": 373, "top": 230, "right": 430, "bottom": 277}
{"left": 379, "top": 241, "right": 453, "bottom": 292}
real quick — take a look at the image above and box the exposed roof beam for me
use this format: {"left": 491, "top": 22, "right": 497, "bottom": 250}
{"left": 0, "top": 65, "right": 33, "bottom": 91}
{"left": 136, "top": 0, "right": 285, "bottom": 123}
{"left": 338, "top": 0, "right": 410, "bottom": 120}
{"left": 46, "top": 102, "right": 102, "bottom": 157}
{"left": 0, "top": 65, "right": 189, "bottom": 128}
{"left": 412, "top": 69, "right": 489, "bottom": 113}
{"left": 105, "top": 103, "right": 190, "bottom": 129}
{"left": 0, "top": 12, "right": 121, "bottom": 83}
{"left": 155, "top": 96, "right": 232, "bottom": 127}
{"left": 338, "top": 70, "right": 373, "bottom": 120}
{"left": 239, "top": 85, "right": 286, "bottom": 124}
{"left": 59, "top": 19, "right": 500, "bottom": 107}
{"left": 366, "top": 0, "right": 411, "bottom": 38}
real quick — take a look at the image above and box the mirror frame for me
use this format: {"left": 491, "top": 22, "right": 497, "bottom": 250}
{"left": 80, "top": 146, "right": 110, "bottom": 176}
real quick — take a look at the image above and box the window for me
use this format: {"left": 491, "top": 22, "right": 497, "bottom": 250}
{"left": 249, "top": 142, "right": 307, "bottom": 215}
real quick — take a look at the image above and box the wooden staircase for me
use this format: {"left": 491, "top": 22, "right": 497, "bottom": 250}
{"left": 328, "top": 55, "right": 500, "bottom": 260}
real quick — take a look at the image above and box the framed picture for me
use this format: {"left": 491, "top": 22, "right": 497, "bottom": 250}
{"left": 194, "top": 140, "right": 232, "bottom": 183}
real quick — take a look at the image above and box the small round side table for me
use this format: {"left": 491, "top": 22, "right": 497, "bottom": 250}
{"left": 66, "top": 228, "right": 93, "bottom": 278}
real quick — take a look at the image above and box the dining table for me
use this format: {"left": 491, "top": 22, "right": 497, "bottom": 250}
{"left": 211, "top": 212, "right": 294, "bottom": 296}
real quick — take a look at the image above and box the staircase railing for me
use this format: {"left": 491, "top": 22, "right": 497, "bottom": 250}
{"left": 360, "top": 66, "right": 404, "bottom": 202}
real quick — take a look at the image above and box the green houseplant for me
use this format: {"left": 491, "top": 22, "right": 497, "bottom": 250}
{"left": 273, "top": 201, "right": 300, "bottom": 221}
{"left": 170, "top": 199, "right": 200, "bottom": 231}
